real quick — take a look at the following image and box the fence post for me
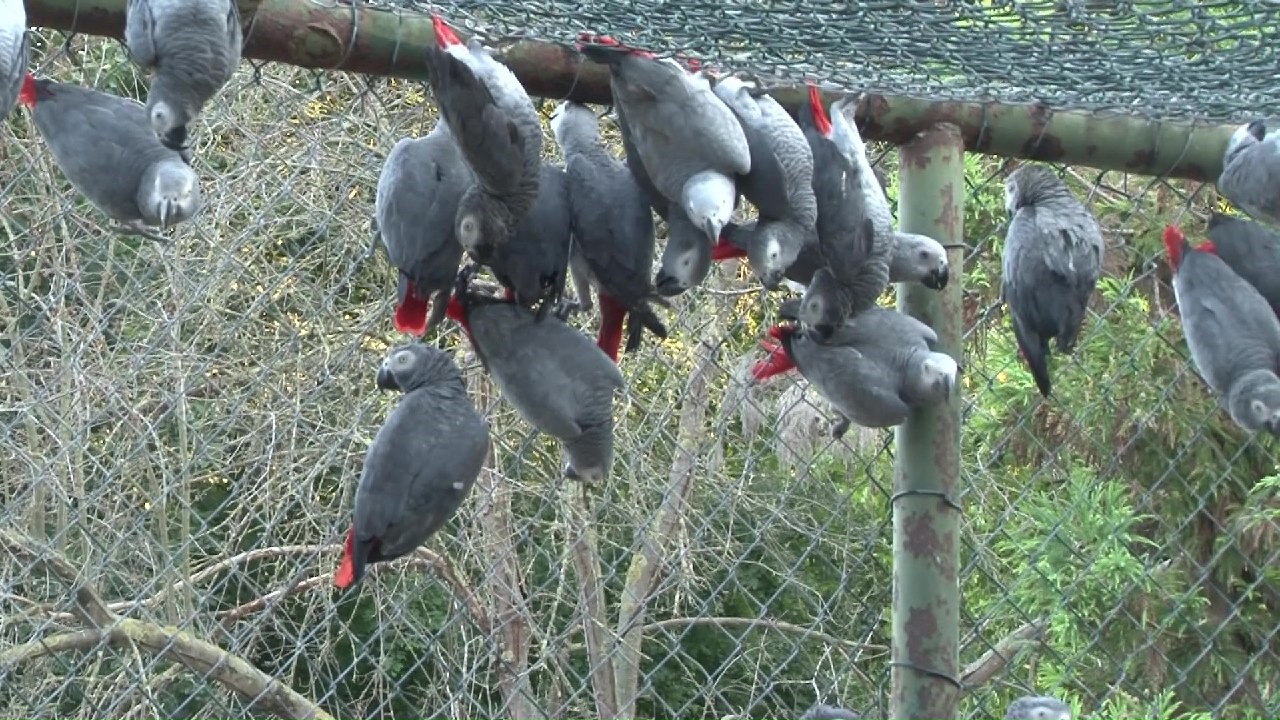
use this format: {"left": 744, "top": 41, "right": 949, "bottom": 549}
{"left": 890, "top": 122, "right": 965, "bottom": 720}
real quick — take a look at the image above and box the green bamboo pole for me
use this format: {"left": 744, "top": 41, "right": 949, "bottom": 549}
{"left": 24, "top": 0, "right": 1232, "bottom": 180}
{"left": 891, "top": 122, "right": 965, "bottom": 720}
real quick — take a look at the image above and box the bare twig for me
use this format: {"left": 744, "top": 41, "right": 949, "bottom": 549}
{"left": 0, "top": 528, "right": 334, "bottom": 720}
{"left": 959, "top": 621, "right": 1047, "bottom": 692}
{"left": 613, "top": 338, "right": 717, "bottom": 719}
{"left": 563, "top": 616, "right": 887, "bottom": 657}
{"left": 564, "top": 483, "right": 619, "bottom": 719}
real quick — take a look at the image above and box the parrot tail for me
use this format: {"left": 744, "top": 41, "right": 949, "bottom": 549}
{"left": 431, "top": 14, "right": 463, "bottom": 49}
{"left": 806, "top": 82, "right": 832, "bottom": 137}
{"left": 711, "top": 233, "right": 748, "bottom": 262}
{"left": 333, "top": 526, "right": 362, "bottom": 590}
{"left": 17, "top": 73, "right": 36, "bottom": 108}
{"left": 596, "top": 293, "right": 628, "bottom": 362}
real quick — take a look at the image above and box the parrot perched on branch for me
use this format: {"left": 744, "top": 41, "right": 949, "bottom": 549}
{"left": 20, "top": 76, "right": 202, "bottom": 240}
{"left": 124, "top": 0, "right": 243, "bottom": 158}
{"left": 333, "top": 343, "right": 489, "bottom": 590}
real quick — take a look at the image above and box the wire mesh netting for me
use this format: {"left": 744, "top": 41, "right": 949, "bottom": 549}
{"left": 3, "top": 1, "right": 1280, "bottom": 718}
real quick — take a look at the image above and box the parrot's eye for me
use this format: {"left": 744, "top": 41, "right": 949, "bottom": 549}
{"left": 394, "top": 350, "right": 413, "bottom": 366}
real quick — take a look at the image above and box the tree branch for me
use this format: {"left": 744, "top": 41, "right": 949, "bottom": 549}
{"left": 959, "top": 621, "right": 1047, "bottom": 692}
{"left": 613, "top": 338, "right": 716, "bottom": 719}
{"left": 0, "top": 528, "right": 113, "bottom": 628}
{"left": 564, "top": 483, "right": 618, "bottom": 719}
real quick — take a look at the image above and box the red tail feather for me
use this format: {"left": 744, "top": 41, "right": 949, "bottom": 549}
{"left": 751, "top": 345, "right": 797, "bottom": 381}
{"left": 432, "top": 14, "right": 462, "bottom": 48}
{"left": 444, "top": 294, "right": 472, "bottom": 337}
{"left": 597, "top": 294, "right": 627, "bottom": 363}
{"left": 18, "top": 74, "right": 36, "bottom": 108}
{"left": 393, "top": 282, "right": 429, "bottom": 337}
{"left": 1162, "top": 225, "right": 1186, "bottom": 272}
{"left": 807, "top": 83, "right": 832, "bottom": 138}
{"left": 333, "top": 526, "right": 357, "bottom": 589}
{"left": 766, "top": 324, "right": 788, "bottom": 341}
{"left": 1195, "top": 240, "right": 1218, "bottom": 255}
{"left": 710, "top": 235, "right": 747, "bottom": 262}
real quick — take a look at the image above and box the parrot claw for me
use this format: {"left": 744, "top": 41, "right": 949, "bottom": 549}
{"left": 110, "top": 222, "right": 171, "bottom": 245}
{"left": 552, "top": 298, "right": 585, "bottom": 321}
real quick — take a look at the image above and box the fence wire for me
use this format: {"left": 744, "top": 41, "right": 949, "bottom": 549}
{"left": 1, "top": 6, "right": 1278, "bottom": 720}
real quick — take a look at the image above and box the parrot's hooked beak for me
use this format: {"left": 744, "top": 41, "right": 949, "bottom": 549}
{"left": 809, "top": 323, "right": 835, "bottom": 343}
{"left": 923, "top": 264, "right": 950, "bottom": 290}
{"left": 702, "top": 218, "right": 719, "bottom": 244}
{"left": 375, "top": 363, "right": 400, "bottom": 391}
{"left": 158, "top": 200, "right": 173, "bottom": 231}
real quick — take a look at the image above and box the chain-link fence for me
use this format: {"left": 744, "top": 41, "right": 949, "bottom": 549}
{"left": 3, "top": 1, "right": 1279, "bottom": 718}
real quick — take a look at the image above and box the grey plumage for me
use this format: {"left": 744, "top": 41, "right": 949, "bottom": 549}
{"left": 452, "top": 273, "right": 626, "bottom": 482}
{"left": 484, "top": 162, "right": 573, "bottom": 315}
{"left": 375, "top": 119, "right": 469, "bottom": 336}
{"left": 25, "top": 79, "right": 202, "bottom": 236}
{"left": 0, "top": 0, "right": 27, "bottom": 120}
{"left": 798, "top": 702, "right": 861, "bottom": 720}
{"left": 1218, "top": 119, "right": 1280, "bottom": 227}
{"left": 762, "top": 307, "right": 958, "bottom": 436}
{"left": 1004, "top": 695, "right": 1072, "bottom": 720}
{"left": 795, "top": 90, "right": 894, "bottom": 340}
{"left": 124, "top": 0, "right": 242, "bottom": 156}
{"left": 891, "top": 232, "right": 950, "bottom": 289}
{"left": 1205, "top": 211, "right": 1280, "bottom": 318}
{"left": 335, "top": 343, "right": 490, "bottom": 590}
{"left": 424, "top": 15, "right": 542, "bottom": 262}
{"left": 577, "top": 36, "right": 750, "bottom": 246}
{"left": 1167, "top": 225, "right": 1280, "bottom": 437}
{"left": 1000, "top": 163, "right": 1103, "bottom": 398}
{"left": 551, "top": 100, "right": 668, "bottom": 359}
{"left": 711, "top": 75, "right": 818, "bottom": 289}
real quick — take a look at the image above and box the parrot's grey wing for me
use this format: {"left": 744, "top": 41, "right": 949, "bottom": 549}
{"left": 566, "top": 156, "right": 657, "bottom": 302}
{"left": 424, "top": 46, "right": 532, "bottom": 199}
{"left": 124, "top": 0, "right": 158, "bottom": 68}
{"left": 354, "top": 412, "right": 434, "bottom": 541}
{"left": 495, "top": 337, "right": 590, "bottom": 439}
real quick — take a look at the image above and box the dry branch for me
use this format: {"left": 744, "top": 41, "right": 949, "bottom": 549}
{"left": 612, "top": 338, "right": 717, "bottom": 719}
{"left": 23, "top": 0, "right": 1235, "bottom": 179}
{"left": 0, "top": 529, "right": 334, "bottom": 720}
{"left": 564, "top": 484, "right": 619, "bottom": 719}
{"left": 959, "top": 621, "right": 1047, "bottom": 692}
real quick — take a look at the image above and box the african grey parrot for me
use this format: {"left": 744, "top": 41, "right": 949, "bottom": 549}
{"left": 1004, "top": 695, "right": 1072, "bottom": 720}
{"left": 1204, "top": 211, "right": 1280, "bottom": 319}
{"left": 20, "top": 77, "right": 202, "bottom": 239}
{"left": 483, "top": 162, "right": 573, "bottom": 318}
{"left": 605, "top": 100, "right": 712, "bottom": 298}
{"left": 550, "top": 100, "right": 668, "bottom": 361}
{"left": 1000, "top": 163, "right": 1103, "bottom": 397}
{"left": 375, "top": 118, "right": 468, "bottom": 337}
{"left": 1165, "top": 224, "right": 1280, "bottom": 437}
{"left": 1217, "top": 119, "right": 1280, "bottom": 227}
{"left": 713, "top": 220, "right": 950, "bottom": 290}
{"left": 333, "top": 343, "right": 489, "bottom": 590}
{"left": 124, "top": 0, "right": 242, "bottom": 158}
{"left": 752, "top": 306, "right": 958, "bottom": 436}
{"left": 798, "top": 702, "right": 860, "bottom": 720}
{"left": 446, "top": 266, "right": 626, "bottom": 483}
{"left": 576, "top": 33, "right": 750, "bottom": 246}
{"left": 795, "top": 85, "right": 896, "bottom": 339}
{"left": 710, "top": 75, "right": 818, "bottom": 289}
{"left": 0, "top": 0, "right": 27, "bottom": 120}
{"left": 424, "top": 14, "right": 542, "bottom": 263}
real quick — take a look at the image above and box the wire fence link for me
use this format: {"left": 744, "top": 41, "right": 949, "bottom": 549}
{"left": 2, "top": 1, "right": 1278, "bottom": 717}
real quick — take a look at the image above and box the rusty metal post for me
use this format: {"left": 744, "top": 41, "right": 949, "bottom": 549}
{"left": 890, "top": 123, "right": 965, "bottom": 720}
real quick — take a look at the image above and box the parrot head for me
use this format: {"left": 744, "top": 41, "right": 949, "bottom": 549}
{"left": 682, "top": 171, "right": 736, "bottom": 245}
{"left": 898, "top": 234, "right": 950, "bottom": 289}
{"left": 457, "top": 189, "right": 511, "bottom": 265}
{"left": 1228, "top": 369, "right": 1280, "bottom": 438}
{"left": 654, "top": 222, "right": 712, "bottom": 297}
{"left": 1003, "top": 695, "right": 1072, "bottom": 720}
{"left": 376, "top": 343, "right": 463, "bottom": 394}
{"left": 797, "top": 268, "right": 844, "bottom": 342}
{"left": 746, "top": 222, "right": 804, "bottom": 291}
{"left": 140, "top": 159, "right": 201, "bottom": 230}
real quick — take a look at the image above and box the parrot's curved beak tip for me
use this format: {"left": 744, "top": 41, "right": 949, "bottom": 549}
{"left": 375, "top": 364, "right": 399, "bottom": 391}
{"left": 924, "top": 266, "right": 949, "bottom": 290}
{"left": 158, "top": 201, "right": 172, "bottom": 231}
{"left": 759, "top": 270, "right": 784, "bottom": 291}
{"left": 810, "top": 324, "right": 834, "bottom": 342}
{"left": 653, "top": 273, "right": 687, "bottom": 298}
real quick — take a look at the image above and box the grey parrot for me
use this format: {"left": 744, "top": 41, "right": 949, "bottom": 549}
{"left": 1000, "top": 163, "right": 1103, "bottom": 398}
{"left": 1204, "top": 211, "right": 1280, "bottom": 319}
{"left": 446, "top": 266, "right": 626, "bottom": 483}
{"left": 550, "top": 100, "right": 668, "bottom": 361}
{"left": 1165, "top": 224, "right": 1280, "bottom": 437}
{"left": 710, "top": 75, "right": 818, "bottom": 289}
{"left": 795, "top": 85, "right": 896, "bottom": 339}
{"left": 607, "top": 100, "right": 712, "bottom": 298}
{"left": 1217, "top": 119, "right": 1280, "bottom": 227}
{"left": 124, "top": 0, "right": 242, "bottom": 158}
{"left": 1004, "top": 695, "right": 1072, "bottom": 720}
{"left": 798, "top": 702, "right": 861, "bottom": 720}
{"left": 333, "top": 343, "right": 489, "bottom": 590}
{"left": 752, "top": 307, "right": 958, "bottom": 436}
{"left": 576, "top": 33, "right": 750, "bottom": 247}
{"left": 20, "top": 77, "right": 202, "bottom": 239}
{"left": 0, "top": 0, "right": 27, "bottom": 120}
{"left": 713, "top": 220, "right": 950, "bottom": 290}
{"left": 424, "top": 14, "right": 542, "bottom": 263}
{"left": 375, "top": 118, "right": 468, "bottom": 337}
{"left": 483, "top": 162, "right": 573, "bottom": 318}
